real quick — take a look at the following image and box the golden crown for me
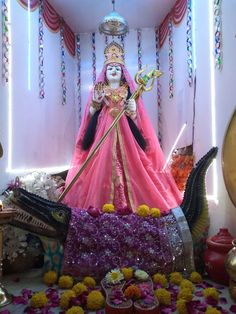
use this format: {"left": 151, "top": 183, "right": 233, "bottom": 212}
{"left": 104, "top": 42, "right": 125, "bottom": 65}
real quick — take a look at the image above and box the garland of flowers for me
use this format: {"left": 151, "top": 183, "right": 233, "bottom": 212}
{"left": 137, "top": 28, "right": 142, "bottom": 70}
{"left": 168, "top": 19, "right": 174, "bottom": 98}
{"left": 214, "top": 0, "right": 222, "bottom": 69}
{"left": 92, "top": 32, "right": 96, "bottom": 85}
{"left": 76, "top": 34, "right": 82, "bottom": 127}
{"left": 2, "top": 0, "right": 9, "bottom": 83}
{"left": 38, "top": 0, "right": 45, "bottom": 99}
{"left": 60, "top": 23, "right": 66, "bottom": 105}
{"left": 186, "top": 0, "right": 193, "bottom": 86}
{"left": 155, "top": 28, "right": 162, "bottom": 147}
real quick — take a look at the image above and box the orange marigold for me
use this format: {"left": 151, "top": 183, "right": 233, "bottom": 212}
{"left": 124, "top": 284, "right": 141, "bottom": 300}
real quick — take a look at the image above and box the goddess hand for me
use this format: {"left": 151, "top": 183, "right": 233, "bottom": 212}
{"left": 93, "top": 82, "right": 105, "bottom": 103}
{"left": 126, "top": 99, "right": 136, "bottom": 112}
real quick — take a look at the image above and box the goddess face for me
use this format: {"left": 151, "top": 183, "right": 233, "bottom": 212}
{"left": 106, "top": 63, "right": 122, "bottom": 84}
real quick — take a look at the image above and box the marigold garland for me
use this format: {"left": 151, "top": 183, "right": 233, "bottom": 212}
{"left": 203, "top": 287, "right": 219, "bottom": 301}
{"left": 171, "top": 154, "right": 194, "bottom": 191}
{"left": 154, "top": 288, "right": 171, "bottom": 305}
{"left": 150, "top": 207, "right": 161, "bottom": 218}
{"left": 121, "top": 267, "right": 133, "bottom": 281}
{"left": 60, "top": 290, "right": 76, "bottom": 310}
{"left": 176, "top": 298, "right": 188, "bottom": 314}
{"left": 102, "top": 203, "right": 115, "bottom": 213}
{"left": 124, "top": 284, "right": 141, "bottom": 299}
{"left": 136, "top": 204, "right": 149, "bottom": 217}
{"left": 189, "top": 271, "right": 202, "bottom": 283}
{"left": 66, "top": 306, "right": 84, "bottom": 314}
{"left": 169, "top": 272, "right": 183, "bottom": 285}
{"left": 43, "top": 270, "right": 58, "bottom": 285}
{"left": 86, "top": 290, "right": 105, "bottom": 310}
{"left": 177, "top": 288, "right": 193, "bottom": 302}
{"left": 180, "top": 279, "right": 194, "bottom": 292}
{"left": 152, "top": 273, "right": 168, "bottom": 287}
{"left": 58, "top": 275, "right": 74, "bottom": 289}
{"left": 72, "top": 282, "right": 88, "bottom": 296}
{"left": 83, "top": 276, "right": 96, "bottom": 288}
{"left": 205, "top": 307, "right": 221, "bottom": 314}
{"left": 30, "top": 292, "right": 48, "bottom": 308}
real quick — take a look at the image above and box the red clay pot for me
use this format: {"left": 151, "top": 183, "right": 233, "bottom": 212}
{"left": 204, "top": 228, "right": 234, "bottom": 285}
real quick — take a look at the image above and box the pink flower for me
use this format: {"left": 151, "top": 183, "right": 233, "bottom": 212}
{"left": 87, "top": 206, "right": 101, "bottom": 218}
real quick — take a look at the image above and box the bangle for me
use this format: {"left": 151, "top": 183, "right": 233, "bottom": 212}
{"left": 91, "top": 100, "right": 101, "bottom": 110}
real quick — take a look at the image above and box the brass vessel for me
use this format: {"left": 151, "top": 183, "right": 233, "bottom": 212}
{"left": 225, "top": 239, "right": 236, "bottom": 301}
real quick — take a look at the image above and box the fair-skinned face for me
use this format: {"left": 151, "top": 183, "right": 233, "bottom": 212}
{"left": 106, "top": 63, "right": 122, "bottom": 84}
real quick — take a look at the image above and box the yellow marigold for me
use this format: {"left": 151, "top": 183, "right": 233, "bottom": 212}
{"left": 152, "top": 273, "right": 168, "bottom": 287}
{"left": 124, "top": 285, "right": 141, "bottom": 299}
{"left": 176, "top": 299, "right": 188, "bottom": 314}
{"left": 87, "top": 290, "right": 105, "bottom": 310}
{"left": 83, "top": 276, "right": 96, "bottom": 288}
{"left": 58, "top": 275, "right": 74, "bottom": 289}
{"left": 154, "top": 288, "right": 171, "bottom": 306}
{"left": 30, "top": 292, "right": 48, "bottom": 308}
{"left": 136, "top": 204, "right": 149, "bottom": 217}
{"left": 72, "top": 282, "right": 88, "bottom": 296}
{"left": 66, "top": 306, "right": 84, "bottom": 314}
{"left": 169, "top": 272, "right": 183, "bottom": 285}
{"left": 205, "top": 307, "right": 221, "bottom": 314}
{"left": 43, "top": 270, "right": 58, "bottom": 285}
{"left": 177, "top": 288, "right": 193, "bottom": 302}
{"left": 102, "top": 203, "right": 115, "bottom": 213}
{"left": 121, "top": 267, "right": 134, "bottom": 281}
{"left": 189, "top": 271, "right": 203, "bottom": 284}
{"left": 180, "top": 279, "right": 194, "bottom": 292}
{"left": 150, "top": 207, "right": 161, "bottom": 218}
{"left": 203, "top": 287, "right": 219, "bottom": 301}
{"left": 60, "top": 290, "right": 76, "bottom": 310}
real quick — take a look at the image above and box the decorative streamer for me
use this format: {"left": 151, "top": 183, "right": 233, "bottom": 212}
{"left": 168, "top": 19, "right": 174, "bottom": 98}
{"left": 214, "top": 0, "right": 222, "bottom": 69}
{"left": 120, "top": 35, "right": 125, "bottom": 63}
{"left": 186, "top": 0, "right": 193, "bottom": 86}
{"left": 38, "top": 0, "right": 45, "bottom": 98}
{"left": 92, "top": 32, "right": 96, "bottom": 85}
{"left": 137, "top": 29, "right": 142, "bottom": 70}
{"left": 2, "top": 0, "right": 9, "bottom": 83}
{"left": 76, "top": 34, "right": 82, "bottom": 128}
{"left": 60, "top": 23, "right": 66, "bottom": 105}
{"left": 155, "top": 28, "right": 162, "bottom": 148}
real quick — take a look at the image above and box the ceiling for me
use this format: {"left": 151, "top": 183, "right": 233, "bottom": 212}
{"left": 47, "top": 0, "right": 176, "bottom": 34}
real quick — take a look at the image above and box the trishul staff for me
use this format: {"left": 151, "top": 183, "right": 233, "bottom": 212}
{"left": 58, "top": 68, "right": 163, "bottom": 202}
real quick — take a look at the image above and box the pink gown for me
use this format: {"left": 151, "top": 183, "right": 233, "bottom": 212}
{"left": 63, "top": 66, "right": 182, "bottom": 215}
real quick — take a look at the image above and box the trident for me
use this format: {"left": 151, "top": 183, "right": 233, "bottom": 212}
{"left": 58, "top": 68, "right": 163, "bottom": 202}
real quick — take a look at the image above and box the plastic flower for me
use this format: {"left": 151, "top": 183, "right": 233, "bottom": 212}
{"left": 205, "top": 307, "right": 221, "bottom": 314}
{"left": 203, "top": 287, "right": 219, "bottom": 301}
{"left": 83, "top": 276, "right": 96, "bottom": 288}
{"left": 66, "top": 306, "right": 84, "bottom": 314}
{"left": 58, "top": 275, "right": 74, "bottom": 289}
{"left": 134, "top": 269, "right": 149, "bottom": 281}
{"left": 30, "top": 292, "right": 48, "bottom": 308}
{"left": 176, "top": 298, "right": 188, "bottom": 314}
{"left": 102, "top": 203, "right": 115, "bottom": 213}
{"left": 60, "top": 290, "right": 76, "bottom": 310}
{"left": 124, "top": 284, "right": 141, "bottom": 299}
{"left": 152, "top": 273, "right": 168, "bottom": 287}
{"left": 72, "top": 283, "right": 88, "bottom": 296}
{"left": 121, "top": 267, "right": 134, "bottom": 281}
{"left": 105, "top": 269, "right": 124, "bottom": 284}
{"left": 136, "top": 204, "right": 149, "bottom": 217}
{"left": 43, "top": 270, "right": 58, "bottom": 285}
{"left": 86, "top": 290, "right": 105, "bottom": 310}
{"left": 154, "top": 288, "right": 171, "bottom": 306}
{"left": 180, "top": 279, "right": 194, "bottom": 292}
{"left": 177, "top": 288, "right": 193, "bottom": 301}
{"left": 150, "top": 207, "right": 161, "bottom": 218}
{"left": 169, "top": 272, "right": 183, "bottom": 285}
{"left": 189, "top": 271, "right": 203, "bottom": 283}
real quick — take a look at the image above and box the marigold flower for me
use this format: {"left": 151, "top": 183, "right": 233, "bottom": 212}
{"left": 177, "top": 288, "right": 193, "bottom": 302}
{"left": 150, "top": 207, "right": 161, "bottom": 218}
{"left": 121, "top": 267, "right": 133, "bottom": 281}
{"left": 189, "top": 271, "right": 203, "bottom": 283}
{"left": 83, "top": 276, "right": 96, "bottom": 288}
{"left": 72, "top": 282, "right": 88, "bottom": 296}
{"left": 30, "top": 292, "right": 48, "bottom": 308}
{"left": 58, "top": 275, "right": 74, "bottom": 289}
{"left": 169, "top": 272, "right": 183, "bottom": 285}
{"left": 66, "top": 306, "right": 84, "bottom": 314}
{"left": 205, "top": 307, "right": 221, "bottom": 314}
{"left": 180, "top": 279, "right": 194, "bottom": 292}
{"left": 124, "top": 284, "right": 141, "bottom": 299}
{"left": 176, "top": 298, "right": 188, "bottom": 314}
{"left": 152, "top": 273, "right": 167, "bottom": 287}
{"left": 60, "top": 290, "right": 76, "bottom": 310}
{"left": 154, "top": 288, "right": 171, "bottom": 305}
{"left": 102, "top": 203, "right": 115, "bottom": 213}
{"left": 105, "top": 269, "right": 124, "bottom": 284}
{"left": 136, "top": 204, "right": 150, "bottom": 217}
{"left": 86, "top": 290, "right": 105, "bottom": 310}
{"left": 43, "top": 270, "right": 58, "bottom": 285}
{"left": 203, "top": 287, "right": 219, "bottom": 301}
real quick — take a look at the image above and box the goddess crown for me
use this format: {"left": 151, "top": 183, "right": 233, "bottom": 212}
{"left": 104, "top": 42, "right": 125, "bottom": 65}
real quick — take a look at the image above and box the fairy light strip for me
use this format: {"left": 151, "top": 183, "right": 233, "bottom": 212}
{"left": 2, "top": 0, "right": 9, "bottom": 83}
{"left": 60, "top": 24, "right": 66, "bottom": 105}
{"left": 168, "top": 19, "right": 174, "bottom": 98}
{"left": 186, "top": 0, "right": 193, "bottom": 86}
{"left": 76, "top": 34, "right": 82, "bottom": 127}
{"left": 214, "top": 0, "right": 222, "bottom": 69}
{"left": 38, "top": 0, "right": 45, "bottom": 98}
{"left": 155, "top": 28, "right": 162, "bottom": 147}
{"left": 92, "top": 32, "right": 96, "bottom": 84}
{"left": 137, "top": 28, "right": 142, "bottom": 70}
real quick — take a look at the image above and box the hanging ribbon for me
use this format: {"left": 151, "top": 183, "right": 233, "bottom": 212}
{"left": 38, "top": 0, "right": 45, "bottom": 99}
{"left": 155, "top": 28, "right": 162, "bottom": 148}
{"left": 186, "top": 0, "right": 193, "bottom": 86}
{"left": 76, "top": 34, "right": 82, "bottom": 128}
{"left": 214, "top": 0, "right": 222, "bottom": 69}
{"left": 137, "top": 29, "right": 142, "bottom": 70}
{"left": 168, "top": 19, "right": 174, "bottom": 98}
{"left": 92, "top": 33, "right": 96, "bottom": 85}
{"left": 2, "top": 0, "right": 9, "bottom": 83}
{"left": 60, "top": 23, "right": 66, "bottom": 105}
